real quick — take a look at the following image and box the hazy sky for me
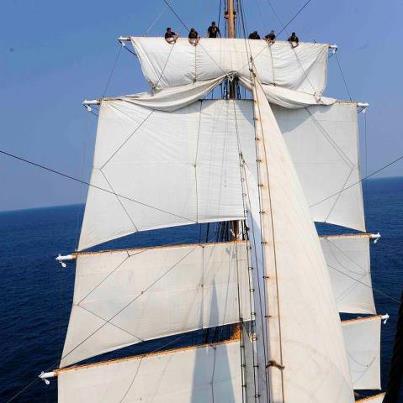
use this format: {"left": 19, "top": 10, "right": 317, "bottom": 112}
{"left": 1, "top": 0, "right": 402, "bottom": 211}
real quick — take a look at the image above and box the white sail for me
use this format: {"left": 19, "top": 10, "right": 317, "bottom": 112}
{"left": 342, "top": 316, "right": 382, "bottom": 390}
{"left": 247, "top": 76, "right": 354, "bottom": 402}
{"left": 58, "top": 340, "right": 242, "bottom": 403}
{"left": 80, "top": 99, "right": 364, "bottom": 250}
{"left": 274, "top": 101, "right": 365, "bottom": 231}
{"left": 131, "top": 37, "right": 330, "bottom": 98}
{"left": 78, "top": 99, "right": 255, "bottom": 250}
{"left": 320, "top": 234, "right": 376, "bottom": 314}
{"left": 61, "top": 242, "right": 250, "bottom": 367}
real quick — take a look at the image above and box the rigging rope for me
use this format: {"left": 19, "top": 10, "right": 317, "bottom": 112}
{"left": 278, "top": 0, "right": 314, "bottom": 35}
{"left": 0, "top": 149, "right": 197, "bottom": 224}
{"left": 335, "top": 52, "right": 353, "bottom": 101}
{"left": 102, "top": 44, "right": 123, "bottom": 98}
{"left": 162, "top": 0, "right": 189, "bottom": 31}
{"left": 309, "top": 153, "right": 403, "bottom": 208}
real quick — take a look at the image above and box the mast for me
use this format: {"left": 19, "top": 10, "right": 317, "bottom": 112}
{"left": 226, "top": 0, "right": 237, "bottom": 99}
{"left": 226, "top": 0, "right": 241, "bottom": 241}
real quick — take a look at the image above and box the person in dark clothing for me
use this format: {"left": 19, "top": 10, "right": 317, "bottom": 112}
{"left": 165, "top": 27, "right": 178, "bottom": 44}
{"left": 188, "top": 28, "right": 200, "bottom": 46}
{"left": 248, "top": 31, "right": 260, "bottom": 40}
{"left": 288, "top": 32, "right": 299, "bottom": 47}
{"left": 207, "top": 21, "right": 221, "bottom": 38}
{"left": 265, "top": 30, "right": 276, "bottom": 44}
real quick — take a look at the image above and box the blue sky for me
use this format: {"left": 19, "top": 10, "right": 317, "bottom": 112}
{"left": 0, "top": 0, "right": 402, "bottom": 211}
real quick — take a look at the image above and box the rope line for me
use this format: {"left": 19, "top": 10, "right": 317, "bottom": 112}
{"left": 60, "top": 247, "right": 196, "bottom": 363}
{"left": 310, "top": 153, "right": 403, "bottom": 208}
{"left": 102, "top": 44, "right": 123, "bottom": 98}
{"left": 0, "top": 149, "right": 197, "bottom": 224}
{"left": 335, "top": 52, "right": 353, "bottom": 101}
{"left": 278, "top": 0, "right": 314, "bottom": 35}
{"left": 162, "top": 0, "right": 189, "bottom": 31}
{"left": 328, "top": 264, "right": 401, "bottom": 305}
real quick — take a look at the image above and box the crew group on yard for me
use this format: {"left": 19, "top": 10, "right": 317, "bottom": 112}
{"left": 164, "top": 25, "right": 299, "bottom": 47}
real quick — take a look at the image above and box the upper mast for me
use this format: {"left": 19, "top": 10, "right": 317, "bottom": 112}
{"left": 226, "top": 0, "right": 237, "bottom": 100}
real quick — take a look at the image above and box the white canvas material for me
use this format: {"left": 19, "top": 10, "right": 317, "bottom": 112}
{"left": 342, "top": 316, "right": 382, "bottom": 390}
{"left": 59, "top": 340, "right": 242, "bottom": 403}
{"left": 61, "top": 242, "right": 250, "bottom": 367}
{"left": 79, "top": 99, "right": 364, "bottom": 250}
{"left": 246, "top": 75, "right": 354, "bottom": 402}
{"left": 131, "top": 37, "right": 329, "bottom": 95}
{"left": 320, "top": 234, "right": 376, "bottom": 314}
{"left": 274, "top": 101, "right": 365, "bottom": 231}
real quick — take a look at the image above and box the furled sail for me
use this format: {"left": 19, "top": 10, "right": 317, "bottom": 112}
{"left": 320, "top": 234, "right": 376, "bottom": 314}
{"left": 131, "top": 37, "right": 329, "bottom": 92}
{"left": 131, "top": 37, "right": 331, "bottom": 107}
{"left": 246, "top": 75, "right": 354, "bottom": 402}
{"left": 342, "top": 316, "right": 382, "bottom": 390}
{"left": 274, "top": 101, "right": 365, "bottom": 231}
{"left": 58, "top": 339, "right": 242, "bottom": 403}
{"left": 61, "top": 242, "right": 250, "bottom": 367}
{"left": 80, "top": 99, "right": 364, "bottom": 250}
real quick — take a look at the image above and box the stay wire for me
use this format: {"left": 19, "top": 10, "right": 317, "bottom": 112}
{"left": 0, "top": 149, "right": 196, "bottom": 224}
{"left": 335, "top": 52, "right": 353, "bottom": 101}
{"left": 278, "top": 0, "right": 314, "bottom": 36}
{"left": 102, "top": 44, "right": 123, "bottom": 98}
{"left": 310, "top": 153, "right": 403, "bottom": 208}
{"left": 162, "top": 0, "right": 189, "bottom": 31}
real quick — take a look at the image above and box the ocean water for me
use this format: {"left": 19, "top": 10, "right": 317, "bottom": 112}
{"left": 0, "top": 177, "right": 402, "bottom": 402}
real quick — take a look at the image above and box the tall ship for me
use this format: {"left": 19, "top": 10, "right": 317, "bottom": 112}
{"left": 38, "top": 1, "right": 392, "bottom": 402}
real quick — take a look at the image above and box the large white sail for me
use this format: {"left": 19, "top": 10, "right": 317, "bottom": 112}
{"left": 247, "top": 75, "right": 354, "bottom": 402}
{"left": 61, "top": 242, "right": 251, "bottom": 367}
{"left": 78, "top": 100, "right": 255, "bottom": 250}
{"left": 58, "top": 340, "right": 243, "bottom": 403}
{"left": 79, "top": 99, "right": 364, "bottom": 250}
{"left": 320, "top": 234, "right": 376, "bottom": 313}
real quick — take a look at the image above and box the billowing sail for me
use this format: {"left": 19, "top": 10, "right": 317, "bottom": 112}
{"left": 247, "top": 76, "right": 354, "bottom": 402}
{"left": 58, "top": 340, "right": 242, "bottom": 403}
{"left": 61, "top": 242, "right": 250, "bottom": 367}
{"left": 274, "top": 101, "right": 365, "bottom": 231}
{"left": 80, "top": 99, "right": 364, "bottom": 250}
{"left": 342, "top": 316, "right": 382, "bottom": 390}
{"left": 131, "top": 37, "right": 329, "bottom": 97}
{"left": 320, "top": 234, "right": 376, "bottom": 314}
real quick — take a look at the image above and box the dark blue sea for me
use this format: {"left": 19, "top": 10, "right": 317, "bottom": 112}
{"left": 0, "top": 177, "right": 402, "bottom": 402}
